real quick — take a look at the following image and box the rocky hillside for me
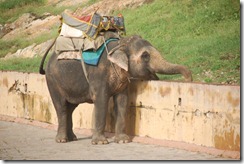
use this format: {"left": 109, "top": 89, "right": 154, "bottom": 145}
{"left": 1, "top": 0, "right": 151, "bottom": 58}
{"left": 0, "top": 0, "right": 240, "bottom": 85}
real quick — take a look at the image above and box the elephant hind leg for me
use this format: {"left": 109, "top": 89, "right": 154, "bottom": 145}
{"left": 67, "top": 103, "right": 78, "bottom": 141}
{"left": 46, "top": 79, "right": 78, "bottom": 143}
{"left": 54, "top": 102, "right": 78, "bottom": 143}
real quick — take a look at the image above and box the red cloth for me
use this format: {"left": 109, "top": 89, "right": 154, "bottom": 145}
{"left": 74, "top": 15, "right": 92, "bottom": 22}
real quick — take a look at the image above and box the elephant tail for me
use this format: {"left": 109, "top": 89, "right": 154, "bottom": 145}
{"left": 39, "top": 38, "right": 57, "bottom": 75}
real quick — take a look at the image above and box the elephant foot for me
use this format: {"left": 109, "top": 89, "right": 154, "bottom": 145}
{"left": 91, "top": 134, "right": 109, "bottom": 145}
{"left": 114, "top": 134, "right": 131, "bottom": 144}
{"left": 55, "top": 131, "right": 77, "bottom": 143}
{"left": 56, "top": 137, "right": 77, "bottom": 143}
{"left": 55, "top": 136, "right": 68, "bottom": 143}
{"left": 68, "top": 132, "right": 78, "bottom": 141}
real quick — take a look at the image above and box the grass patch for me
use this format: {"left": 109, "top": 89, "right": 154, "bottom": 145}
{"left": 0, "top": 0, "right": 45, "bottom": 10}
{"left": 0, "top": 54, "right": 51, "bottom": 73}
{"left": 0, "top": 0, "right": 46, "bottom": 24}
{"left": 115, "top": 0, "right": 240, "bottom": 84}
{"left": 0, "top": 57, "right": 43, "bottom": 73}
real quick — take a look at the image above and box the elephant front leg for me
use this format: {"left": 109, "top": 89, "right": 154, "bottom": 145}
{"left": 113, "top": 89, "right": 131, "bottom": 143}
{"left": 91, "top": 95, "right": 109, "bottom": 145}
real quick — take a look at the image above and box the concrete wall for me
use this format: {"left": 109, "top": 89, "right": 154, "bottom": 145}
{"left": 0, "top": 71, "right": 240, "bottom": 151}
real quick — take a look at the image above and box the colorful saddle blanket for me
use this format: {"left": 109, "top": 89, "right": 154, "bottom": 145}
{"left": 61, "top": 10, "right": 126, "bottom": 39}
{"left": 55, "top": 31, "right": 120, "bottom": 52}
{"left": 57, "top": 38, "right": 118, "bottom": 66}
{"left": 82, "top": 38, "right": 118, "bottom": 65}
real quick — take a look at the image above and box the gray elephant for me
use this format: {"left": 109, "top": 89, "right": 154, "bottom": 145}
{"left": 39, "top": 34, "right": 192, "bottom": 144}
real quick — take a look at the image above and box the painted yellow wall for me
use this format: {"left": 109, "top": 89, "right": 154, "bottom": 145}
{"left": 0, "top": 71, "right": 240, "bottom": 151}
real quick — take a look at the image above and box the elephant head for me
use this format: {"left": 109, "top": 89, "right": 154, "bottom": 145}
{"left": 108, "top": 35, "right": 193, "bottom": 82}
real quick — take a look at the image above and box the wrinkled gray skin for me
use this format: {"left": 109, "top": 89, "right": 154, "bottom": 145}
{"left": 40, "top": 35, "right": 192, "bottom": 144}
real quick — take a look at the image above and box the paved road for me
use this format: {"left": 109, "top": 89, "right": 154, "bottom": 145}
{"left": 0, "top": 121, "right": 234, "bottom": 160}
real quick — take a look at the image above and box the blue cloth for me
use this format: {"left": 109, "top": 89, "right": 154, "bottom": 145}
{"left": 82, "top": 38, "right": 119, "bottom": 65}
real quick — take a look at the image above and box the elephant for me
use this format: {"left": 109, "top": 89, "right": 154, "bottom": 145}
{"left": 39, "top": 34, "right": 192, "bottom": 145}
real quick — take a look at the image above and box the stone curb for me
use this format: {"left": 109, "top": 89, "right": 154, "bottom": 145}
{"left": 0, "top": 114, "right": 240, "bottom": 159}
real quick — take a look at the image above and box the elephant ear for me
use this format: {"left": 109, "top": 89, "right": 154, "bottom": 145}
{"left": 107, "top": 49, "right": 128, "bottom": 71}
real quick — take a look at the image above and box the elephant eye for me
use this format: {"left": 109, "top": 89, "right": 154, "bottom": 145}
{"left": 141, "top": 51, "right": 150, "bottom": 62}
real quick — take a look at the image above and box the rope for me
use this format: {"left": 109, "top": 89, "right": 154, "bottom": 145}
{"left": 102, "top": 36, "right": 130, "bottom": 83}
{"left": 80, "top": 49, "right": 90, "bottom": 84}
{"left": 80, "top": 36, "right": 133, "bottom": 92}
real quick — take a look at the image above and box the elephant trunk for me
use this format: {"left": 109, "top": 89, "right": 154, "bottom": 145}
{"left": 149, "top": 50, "right": 193, "bottom": 82}
{"left": 154, "top": 61, "right": 193, "bottom": 82}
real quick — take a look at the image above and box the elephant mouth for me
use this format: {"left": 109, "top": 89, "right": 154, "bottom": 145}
{"left": 149, "top": 73, "right": 159, "bottom": 80}
{"left": 129, "top": 68, "right": 159, "bottom": 81}
{"left": 146, "top": 67, "right": 159, "bottom": 80}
